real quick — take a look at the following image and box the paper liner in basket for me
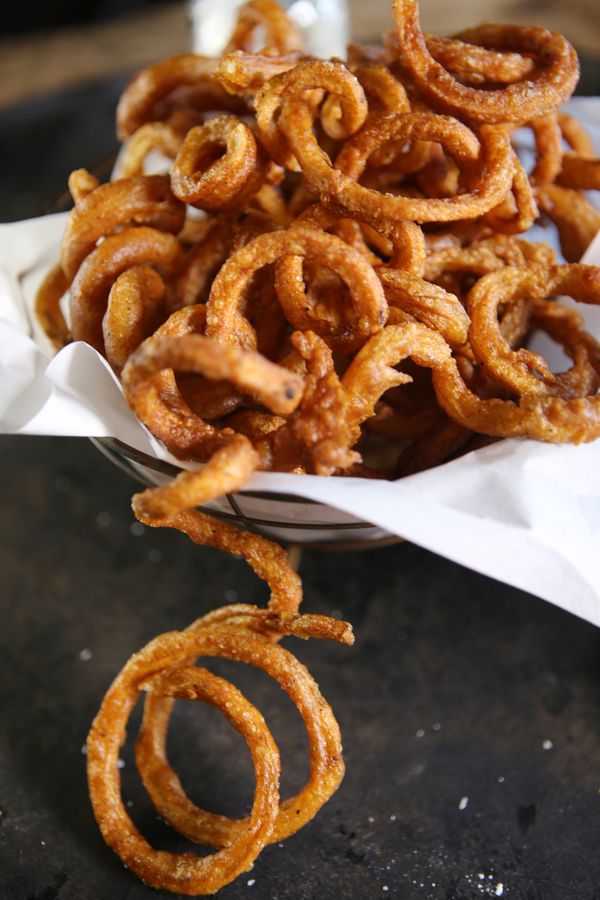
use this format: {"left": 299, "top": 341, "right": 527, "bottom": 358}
{"left": 1, "top": 98, "right": 600, "bottom": 626}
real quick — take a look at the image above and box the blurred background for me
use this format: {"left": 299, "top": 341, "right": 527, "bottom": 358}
{"left": 2, "top": 0, "right": 600, "bottom": 110}
{"left": 1, "top": 0, "right": 600, "bottom": 220}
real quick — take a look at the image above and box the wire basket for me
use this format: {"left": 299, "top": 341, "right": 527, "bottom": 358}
{"left": 92, "top": 437, "right": 400, "bottom": 549}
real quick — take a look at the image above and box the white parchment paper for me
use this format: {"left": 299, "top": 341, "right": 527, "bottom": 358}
{"left": 2, "top": 98, "right": 600, "bottom": 626}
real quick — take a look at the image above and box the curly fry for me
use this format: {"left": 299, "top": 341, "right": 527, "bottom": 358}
{"left": 392, "top": 2, "right": 579, "bottom": 124}
{"left": 207, "top": 227, "right": 387, "bottom": 353}
{"left": 69, "top": 227, "right": 182, "bottom": 352}
{"left": 117, "top": 54, "right": 244, "bottom": 139}
{"left": 224, "top": 0, "right": 305, "bottom": 55}
{"left": 255, "top": 59, "right": 368, "bottom": 170}
{"left": 171, "top": 115, "right": 268, "bottom": 211}
{"left": 282, "top": 105, "right": 514, "bottom": 226}
{"left": 536, "top": 183, "right": 600, "bottom": 262}
{"left": 34, "top": 264, "right": 71, "bottom": 350}
{"left": 103, "top": 264, "right": 166, "bottom": 371}
{"left": 61, "top": 174, "right": 185, "bottom": 281}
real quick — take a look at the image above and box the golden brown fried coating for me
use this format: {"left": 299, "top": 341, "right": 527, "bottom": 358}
{"left": 33, "top": 2, "right": 600, "bottom": 894}
{"left": 392, "top": 1, "right": 579, "bottom": 124}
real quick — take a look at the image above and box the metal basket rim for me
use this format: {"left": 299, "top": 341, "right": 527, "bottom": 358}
{"left": 91, "top": 437, "right": 383, "bottom": 532}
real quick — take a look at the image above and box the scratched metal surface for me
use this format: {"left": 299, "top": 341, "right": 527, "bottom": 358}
{"left": 2, "top": 434, "right": 600, "bottom": 900}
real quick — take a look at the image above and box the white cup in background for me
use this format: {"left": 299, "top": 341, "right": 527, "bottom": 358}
{"left": 188, "top": 0, "right": 349, "bottom": 58}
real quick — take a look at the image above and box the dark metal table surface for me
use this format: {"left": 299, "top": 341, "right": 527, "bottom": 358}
{"left": 1, "top": 73, "right": 600, "bottom": 900}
